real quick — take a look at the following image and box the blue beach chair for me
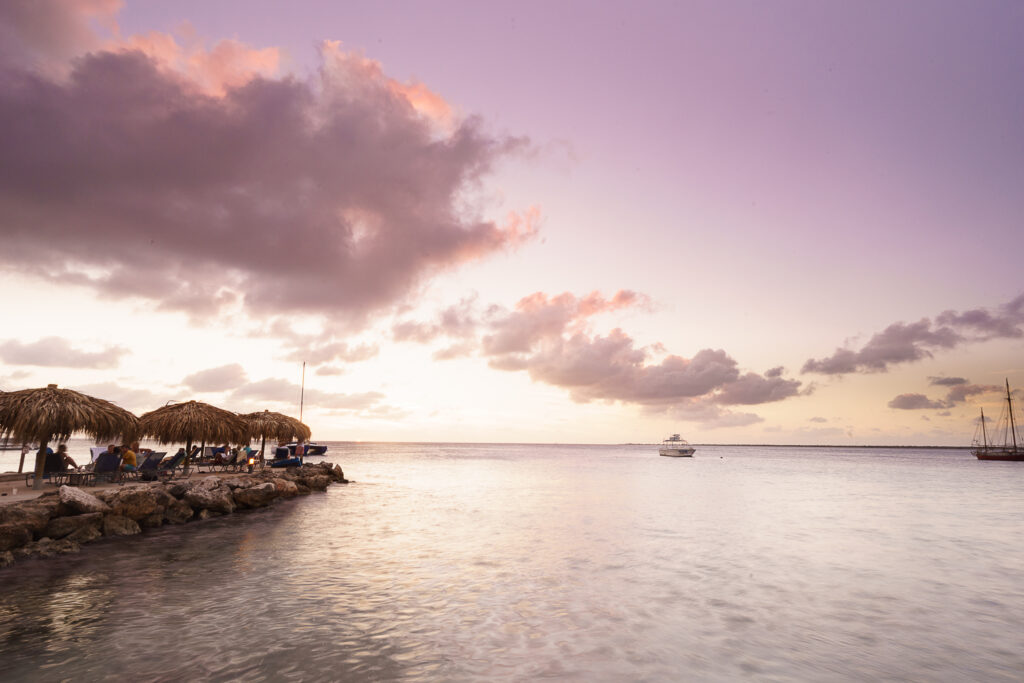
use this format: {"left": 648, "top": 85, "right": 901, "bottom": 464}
{"left": 92, "top": 452, "right": 123, "bottom": 485}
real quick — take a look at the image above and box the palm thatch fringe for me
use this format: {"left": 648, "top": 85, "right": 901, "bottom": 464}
{"left": 138, "top": 401, "right": 249, "bottom": 447}
{"left": 0, "top": 384, "right": 139, "bottom": 445}
{"left": 0, "top": 384, "right": 139, "bottom": 489}
{"left": 242, "top": 410, "right": 311, "bottom": 442}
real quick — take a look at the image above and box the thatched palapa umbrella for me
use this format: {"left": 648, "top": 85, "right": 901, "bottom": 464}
{"left": 242, "top": 410, "right": 312, "bottom": 460}
{"left": 0, "top": 384, "right": 139, "bottom": 490}
{"left": 137, "top": 401, "right": 249, "bottom": 467}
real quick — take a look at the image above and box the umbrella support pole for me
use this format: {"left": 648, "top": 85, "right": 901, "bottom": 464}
{"left": 32, "top": 440, "right": 49, "bottom": 490}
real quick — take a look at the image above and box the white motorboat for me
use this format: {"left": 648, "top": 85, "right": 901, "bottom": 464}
{"left": 658, "top": 434, "right": 695, "bottom": 457}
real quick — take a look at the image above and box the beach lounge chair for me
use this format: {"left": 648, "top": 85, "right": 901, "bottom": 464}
{"left": 24, "top": 451, "right": 72, "bottom": 487}
{"left": 156, "top": 450, "right": 192, "bottom": 481}
{"left": 92, "top": 452, "right": 123, "bottom": 485}
{"left": 127, "top": 451, "right": 165, "bottom": 481}
{"left": 208, "top": 449, "right": 240, "bottom": 472}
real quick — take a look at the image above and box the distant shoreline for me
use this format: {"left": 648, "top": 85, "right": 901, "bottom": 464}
{"left": 624, "top": 443, "right": 972, "bottom": 449}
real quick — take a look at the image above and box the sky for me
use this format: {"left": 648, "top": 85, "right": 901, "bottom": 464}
{"left": 1, "top": 0, "right": 1023, "bottom": 445}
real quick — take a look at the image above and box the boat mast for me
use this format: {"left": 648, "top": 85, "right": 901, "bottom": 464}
{"left": 1006, "top": 378, "right": 1018, "bottom": 451}
{"left": 980, "top": 407, "right": 988, "bottom": 449}
{"left": 300, "top": 361, "right": 306, "bottom": 423}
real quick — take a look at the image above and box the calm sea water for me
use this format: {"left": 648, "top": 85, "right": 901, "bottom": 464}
{"left": 1, "top": 442, "right": 1023, "bottom": 681}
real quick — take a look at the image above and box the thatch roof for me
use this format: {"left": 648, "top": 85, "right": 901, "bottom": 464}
{"left": 241, "top": 410, "right": 312, "bottom": 442}
{"left": 0, "top": 384, "right": 139, "bottom": 444}
{"left": 138, "top": 400, "right": 249, "bottom": 445}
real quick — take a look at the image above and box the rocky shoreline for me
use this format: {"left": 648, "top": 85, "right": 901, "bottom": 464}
{"left": 0, "top": 461, "right": 348, "bottom": 567}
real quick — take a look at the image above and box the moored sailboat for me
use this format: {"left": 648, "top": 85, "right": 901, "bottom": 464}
{"left": 972, "top": 379, "right": 1024, "bottom": 461}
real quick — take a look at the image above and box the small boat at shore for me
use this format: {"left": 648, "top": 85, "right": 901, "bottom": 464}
{"left": 659, "top": 434, "right": 695, "bottom": 457}
{"left": 286, "top": 442, "right": 328, "bottom": 456}
{"left": 972, "top": 379, "right": 1024, "bottom": 461}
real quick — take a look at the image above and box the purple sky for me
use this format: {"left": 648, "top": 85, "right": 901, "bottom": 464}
{"left": 1, "top": 1, "right": 1022, "bottom": 444}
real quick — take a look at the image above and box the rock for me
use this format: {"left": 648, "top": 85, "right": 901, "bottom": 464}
{"left": 44, "top": 512, "right": 103, "bottom": 540}
{"left": 102, "top": 515, "right": 141, "bottom": 537}
{"left": 168, "top": 481, "right": 194, "bottom": 498}
{"left": 59, "top": 486, "right": 111, "bottom": 514}
{"left": 53, "top": 538, "right": 81, "bottom": 554}
{"left": 330, "top": 464, "right": 347, "bottom": 482}
{"left": 184, "top": 486, "right": 235, "bottom": 514}
{"left": 304, "top": 475, "right": 331, "bottom": 491}
{"left": 233, "top": 483, "right": 278, "bottom": 509}
{"left": 0, "top": 551, "right": 13, "bottom": 568}
{"left": 13, "top": 537, "right": 81, "bottom": 561}
{"left": 67, "top": 525, "right": 102, "bottom": 544}
{"left": 139, "top": 513, "right": 164, "bottom": 529}
{"left": 107, "top": 487, "right": 159, "bottom": 521}
{"left": 197, "top": 476, "right": 222, "bottom": 489}
{"left": 0, "top": 504, "right": 53, "bottom": 536}
{"left": 195, "top": 508, "right": 214, "bottom": 521}
{"left": 295, "top": 483, "right": 311, "bottom": 495}
{"left": 162, "top": 498, "right": 194, "bottom": 525}
{"left": 0, "top": 523, "right": 33, "bottom": 551}
{"left": 271, "top": 479, "right": 299, "bottom": 497}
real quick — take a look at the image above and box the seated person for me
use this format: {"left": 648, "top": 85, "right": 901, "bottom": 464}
{"left": 93, "top": 446, "right": 122, "bottom": 476}
{"left": 162, "top": 448, "right": 186, "bottom": 466}
{"left": 44, "top": 448, "right": 65, "bottom": 473}
{"left": 56, "top": 444, "right": 78, "bottom": 470}
{"left": 274, "top": 443, "right": 290, "bottom": 460}
{"left": 120, "top": 444, "right": 138, "bottom": 472}
{"left": 212, "top": 444, "right": 231, "bottom": 465}
{"left": 92, "top": 444, "right": 115, "bottom": 468}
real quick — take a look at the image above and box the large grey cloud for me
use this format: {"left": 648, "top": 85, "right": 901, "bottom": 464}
{"left": 888, "top": 393, "right": 946, "bottom": 410}
{"left": 928, "top": 376, "right": 967, "bottom": 386}
{"left": 804, "top": 294, "right": 1024, "bottom": 375}
{"left": 887, "top": 380, "right": 1000, "bottom": 410}
{"left": 0, "top": 336, "right": 127, "bottom": 369}
{"left": 0, "top": 11, "right": 535, "bottom": 331}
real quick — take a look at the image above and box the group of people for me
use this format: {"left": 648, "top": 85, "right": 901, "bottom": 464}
{"left": 94, "top": 441, "right": 151, "bottom": 472}
{"left": 39, "top": 439, "right": 309, "bottom": 476}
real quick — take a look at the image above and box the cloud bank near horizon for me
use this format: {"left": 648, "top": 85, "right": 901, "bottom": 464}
{"left": 393, "top": 290, "right": 804, "bottom": 427}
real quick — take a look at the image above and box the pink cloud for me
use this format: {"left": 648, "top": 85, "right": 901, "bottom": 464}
{"left": 0, "top": 0, "right": 120, "bottom": 76}
{"left": 181, "top": 364, "right": 248, "bottom": 392}
{"left": 0, "top": 10, "right": 535, "bottom": 333}
{"left": 0, "top": 336, "right": 127, "bottom": 369}
{"left": 118, "top": 32, "right": 280, "bottom": 95}
{"left": 283, "top": 342, "right": 379, "bottom": 365}
{"left": 481, "top": 290, "right": 649, "bottom": 355}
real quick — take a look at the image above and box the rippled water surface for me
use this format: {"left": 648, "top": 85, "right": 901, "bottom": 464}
{"left": 2, "top": 443, "right": 1024, "bottom": 681}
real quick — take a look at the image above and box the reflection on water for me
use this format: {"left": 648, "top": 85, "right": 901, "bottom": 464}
{"left": 2, "top": 444, "right": 1024, "bottom": 681}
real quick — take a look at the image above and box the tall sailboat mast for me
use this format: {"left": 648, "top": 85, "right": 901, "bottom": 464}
{"left": 980, "top": 407, "right": 988, "bottom": 450}
{"left": 1007, "top": 378, "right": 1018, "bottom": 451}
{"left": 300, "top": 361, "right": 306, "bottom": 423}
